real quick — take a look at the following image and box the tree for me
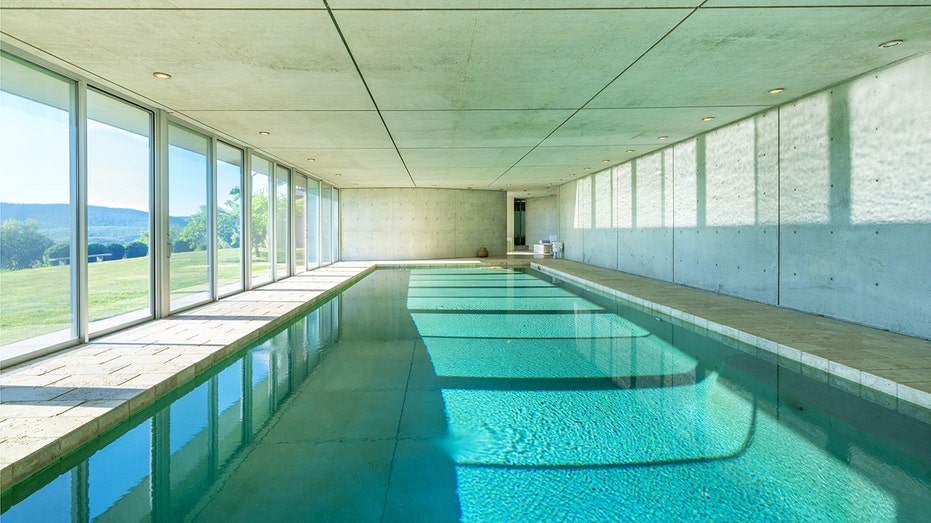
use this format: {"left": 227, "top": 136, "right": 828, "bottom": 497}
{"left": 227, "top": 186, "right": 266, "bottom": 258}
{"left": 0, "top": 219, "right": 54, "bottom": 270}
{"left": 249, "top": 194, "right": 268, "bottom": 258}
{"left": 217, "top": 207, "right": 240, "bottom": 248}
{"left": 178, "top": 205, "right": 208, "bottom": 251}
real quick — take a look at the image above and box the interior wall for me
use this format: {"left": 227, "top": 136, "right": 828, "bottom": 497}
{"left": 341, "top": 188, "right": 507, "bottom": 260}
{"left": 557, "top": 54, "right": 931, "bottom": 339}
{"left": 525, "top": 196, "right": 558, "bottom": 246}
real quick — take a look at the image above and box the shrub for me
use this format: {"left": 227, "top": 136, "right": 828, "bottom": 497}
{"left": 44, "top": 243, "right": 71, "bottom": 265}
{"left": 125, "top": 241, "right": 148, "bottom": 259}
{"left": 172, "top": 239, "right": 192, "bottom": 253}
{"left": 104, "top": 242, "right": 125, "bottom": 260}
{"left": 87, "top": 242, "right": 107, "bottom": 255}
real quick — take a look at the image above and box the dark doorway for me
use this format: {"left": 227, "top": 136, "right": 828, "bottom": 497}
{"left": 513, "top": 199, "right": 526, "bottom": 247}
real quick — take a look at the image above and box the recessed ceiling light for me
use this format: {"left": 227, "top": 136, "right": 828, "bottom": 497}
{"left": 307, "top": 157, "right": 316, "bottom": 162}
{"left": 658, "top": 136, "right": 668, "bottom": 140}
{"left": 570, "top": 173, "right": 576, "bottom": 176}
{"left": 258, "top": 131, "right": 270, "bottom": 136}
{"left": 702, "top": 117, "right": 715, "bottom": 122}
{"left": 352, "top": 183, "right": 359, "bottom": 186}
{"left": 602, "top": 160, "right": 610, "bottom": 163}
{"left": 152, "top": 72, "right": 171, "bottom": 79}
{"left": 768, "top": 87, "right": 785, "bottom": 95}
{"left": 557, "top": 179, "right": 563, "bottom": 182}
{"left": 584, "top": 168, "right": 591, "bottom": 171}
{"left": 335, "top": 173, "right": 341, "bottom": 176}
{"left": 506, "top": 183, "right": 512, "bottom": 186}
{"left": 878, "top": 39, "right": 903, "bottom": 48}
{"left": 626, "top": 149, "right": 635, "bottom": 153}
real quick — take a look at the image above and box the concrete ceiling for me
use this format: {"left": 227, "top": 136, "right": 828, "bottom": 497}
{"left": 1, "top": 2, "right": 929, "bottom": 198}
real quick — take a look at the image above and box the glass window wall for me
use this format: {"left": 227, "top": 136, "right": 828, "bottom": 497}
{"left": 0, "top": 53, "right": 76, "bottom": 354}
{"left": 0, "top": 52, "right": 344, "bottom": 364}
{"left": 321, "top": 184, "right": 332, "bottom": 265}
{"left": 274, "top": 166, "right": 290, "bottom": 279}
{"left": 86, "top": 89, "right": 153, "bottom": 333}
{"left": 306, "top": 180, "right": 319, "bottom": 269}
{"left": 168, "top": 123, "right": 210, "bottom": 311}
{"left": 216, "top": 142, "right": 243, "bottom": 295}
{"left": 293, "top": 176, "right": 306, "bottom": 273}
{"left": 250, "top": 156, "right": 273, "bottom": 287}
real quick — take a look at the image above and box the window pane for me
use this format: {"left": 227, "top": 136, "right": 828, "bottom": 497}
{"left": 321, "top": 184, "right": 332, "bottom": 265}
{"left": 87, "top": 89, "right": 152, "bottom": 333}
{"left": 168, "top": 123, "right": 210, "bottom": 310}
{"left": 331, "top": 188, "right": 339, "bottom": 263}
{"left": 307, "top": 180, "right": 319, "bottom": 269}
{"left": 250, "top": 156, "right": 272, "bottom": 286}
{"left": 274, "top": 166, "right": 290, "bottom": 279}
{"left": 217, "top": 142, "right": 243, "bottom": 295}
{"left": 293, "top": 177, "right": 306, "bottom": 273}
{"left": 0, "top": 53, "right": 75, "bottom": 352}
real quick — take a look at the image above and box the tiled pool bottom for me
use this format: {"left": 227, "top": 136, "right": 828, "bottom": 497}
{"left": 4, "top": 268, "right": 930, "bottom": 522}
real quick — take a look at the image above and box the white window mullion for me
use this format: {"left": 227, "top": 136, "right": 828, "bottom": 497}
{"left": 74, "top": 80, "right": 89, "bottom": 343}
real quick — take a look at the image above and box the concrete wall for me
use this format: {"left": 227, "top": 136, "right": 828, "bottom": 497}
{"left": 557, "top": 54, "right": 931, "bottom": 339}
{"left": 341, "top": 188, "right": 507, "bottom": 260}
{"left": 526, "top": 196, "right": 558, "bottom": 246}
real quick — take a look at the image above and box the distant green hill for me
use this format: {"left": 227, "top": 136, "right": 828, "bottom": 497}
{"left": 0, "top": 203, "right": 189, "bottom": 244}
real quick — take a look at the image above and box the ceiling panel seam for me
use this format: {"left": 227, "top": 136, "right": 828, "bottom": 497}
{"left": 323, "top": 0, "right": 416, "bottom": 187}
{"left": 487, "top": 0, "right": 710, "bottom": 187}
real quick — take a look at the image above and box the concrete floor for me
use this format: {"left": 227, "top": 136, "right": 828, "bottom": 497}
{"left": 1, "top": 257, "right": 929, "bottom": 490}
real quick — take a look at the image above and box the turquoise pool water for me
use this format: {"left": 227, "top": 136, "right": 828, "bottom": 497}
{"left": 2, "top": 268, "right": 930, "bottom": 522}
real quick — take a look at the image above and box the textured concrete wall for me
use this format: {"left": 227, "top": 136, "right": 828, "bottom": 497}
{"left": 526, "top": 196, "right": 558, "bottom": 246}
{"left": 557, "top": 54, "right": 930, "bottom": 339}
{"left": 341, "top": 188, "right": 506, "bottom": 260}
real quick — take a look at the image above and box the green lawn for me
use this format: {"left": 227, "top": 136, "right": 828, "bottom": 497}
{"left": 1, "top": 248, "right": 252, "bottom": 346}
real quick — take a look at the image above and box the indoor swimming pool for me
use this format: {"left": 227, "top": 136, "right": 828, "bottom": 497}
{"left": 2, "top": 268, "right": 929, "bottom": 522}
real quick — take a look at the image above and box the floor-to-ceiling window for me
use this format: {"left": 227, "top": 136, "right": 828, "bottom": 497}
{"left": 274, "top": 165, "right": 290, "bottom": 280}
{"left": 86, "top": 89, "right": 153, "bottom": 334}
{"left": 168, "top": 123, "right": 210, "bottom": 311}
{"left": 0, "top": 51, "right": 341, "bottom": 365}
{"left": 0, "top": 53, "right": 77, "bottom": 354}
{"left": 307, "top": 179, "right": 320, "bottom": 269}
{"left": 216, "top": 142, "right": 243, "bottom": 296}
{"left": 331, "top": 188, "right": 339, "bottom": 263}
{"left": 250, "top": 155, "right": 273, "bottom": 287}
{"left": 321, "top": 184, "right": 332, "bottom": 265}
{"left": 293, "top": 176, "right": 307, "bottom": 274}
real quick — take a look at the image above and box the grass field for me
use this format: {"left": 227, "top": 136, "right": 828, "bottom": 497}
{"left": 1, "top": 248, "right": 253, "bottom": 346}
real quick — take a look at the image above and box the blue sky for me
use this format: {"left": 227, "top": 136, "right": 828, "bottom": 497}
{"left": 2, "top": 91, "right": 240, "bottom": 218}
